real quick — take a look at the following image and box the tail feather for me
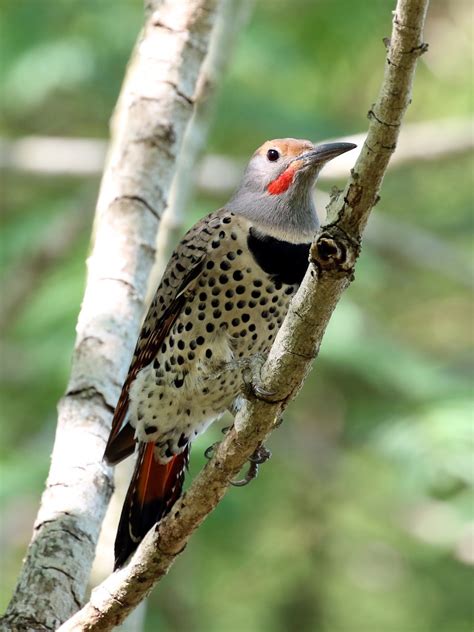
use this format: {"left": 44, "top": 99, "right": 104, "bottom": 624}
{"left": 104, "top": 422, "right": 136, "bottom": 465}
{"left": 114, "top": 442, "right": 189, "bottom": 569}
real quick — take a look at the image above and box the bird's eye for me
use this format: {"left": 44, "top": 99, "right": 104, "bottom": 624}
{"left": 266, "top": 149, "right": 280, "bottom": 162}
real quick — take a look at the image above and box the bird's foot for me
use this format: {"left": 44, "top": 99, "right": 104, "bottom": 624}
{"left": 204, "top": 441, "right": 219, "bottom": 460}
{"left": 242, "top": 354, "right": 276, "bottom": 402}
{"left": 204, "top": 425, "right": 233, "bottom": 460}
{"left": 231, "top": 443, "right": 272, "bottom": 487}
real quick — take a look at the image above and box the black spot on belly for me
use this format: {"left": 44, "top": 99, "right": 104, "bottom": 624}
{"left": 247, "top": 227, "right": 310, "bottom": 285}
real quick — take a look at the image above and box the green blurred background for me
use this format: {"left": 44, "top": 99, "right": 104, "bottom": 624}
{"left": 1, "top": 0, "right": 473, "bottom": 630}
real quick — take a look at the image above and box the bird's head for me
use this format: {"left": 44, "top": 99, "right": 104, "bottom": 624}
{"left": 228, "top": 138, "right": 356, "bottom": 242}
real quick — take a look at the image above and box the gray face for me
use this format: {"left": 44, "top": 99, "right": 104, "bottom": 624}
{"left": 227, "top": 138, "right": 356, "bottom": 243}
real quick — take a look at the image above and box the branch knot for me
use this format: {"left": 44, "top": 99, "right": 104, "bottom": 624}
{"left": 310, "top": 227, "right": 360, "bottom": 273}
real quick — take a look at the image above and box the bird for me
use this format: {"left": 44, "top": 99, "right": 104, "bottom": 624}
{"left": 104, "top": 137, "right": 356, "bottom": 568}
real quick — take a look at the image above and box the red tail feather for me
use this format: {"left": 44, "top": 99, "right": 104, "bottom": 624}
{"left": 114, "top": 443, "right": 189, "bottom": 569}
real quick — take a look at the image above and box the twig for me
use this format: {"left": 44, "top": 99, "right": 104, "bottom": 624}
{"left": 0, "top": 1, "right": 219, "bottom": 630}
{"left": 58, "top": 1, "right": 430, "bottom": 630}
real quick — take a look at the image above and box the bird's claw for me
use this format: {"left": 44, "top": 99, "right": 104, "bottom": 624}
{"left": 252, "top": 382, "right": 277, "bottom": 401}
{"left": 204, "top": 425, "right": 233, "bottom": 460}
{"left": 231, "top": 443, "right": 272, "bottom": 487}
{"left": 231, "top": 463, "right": 259, "bottom": 487}
{"left": 248, "top": 444, "right": 272, "bottom": 464}
{"left": 242, "top": 354, "right": 277, "bottom": 402}
{"left": 204, "top": 441, "right": 219, "bottom": 460}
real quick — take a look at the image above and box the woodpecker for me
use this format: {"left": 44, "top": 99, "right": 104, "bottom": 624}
{"left": 104, "top": 138, "right": 356, "bottom": 568}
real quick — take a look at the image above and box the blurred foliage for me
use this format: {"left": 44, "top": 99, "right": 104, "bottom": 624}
{"left": 1, "top": 0, "right": 473, "bottom": 631}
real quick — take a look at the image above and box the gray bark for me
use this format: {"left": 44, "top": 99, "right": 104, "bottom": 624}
{"left": 0, "top": 1, "right": 219, "bottom": 630}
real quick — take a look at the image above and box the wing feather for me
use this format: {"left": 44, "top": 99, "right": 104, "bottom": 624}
{"left": 103, "top": 210, "right": 227, "bottom": 464}
{"left": 104, "top": 250, "right": 205, "bottom": 463}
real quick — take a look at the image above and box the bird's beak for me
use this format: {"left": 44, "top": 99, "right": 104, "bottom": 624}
{"left": 296, "top": 142, "right": 357, "bottom": 168}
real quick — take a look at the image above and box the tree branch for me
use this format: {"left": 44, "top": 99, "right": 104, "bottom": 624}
{"left": 58, "top": 0, "right": 430, "bottom": 630}
{"left": 0, "top": 1, "right": 219, "bottom": 630}
{"left": 3, "top": 116, "right": 471, "bottom": 178}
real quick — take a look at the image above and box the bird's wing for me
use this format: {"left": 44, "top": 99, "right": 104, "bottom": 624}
{"left": 103, "top": 212, "right": 224, "bottom": 464}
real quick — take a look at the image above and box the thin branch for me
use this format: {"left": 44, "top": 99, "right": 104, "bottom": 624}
{"left": 0, "top": 1, "right": 219, "bottom": 631}
{"left": 59, "top": 1, "right": 430, "bottom": 630}
{"left": 0, "top": 136, "right": 107, "bottom": 175}
{"left": 2, "top": 117, "right": 471, "bottom": 179}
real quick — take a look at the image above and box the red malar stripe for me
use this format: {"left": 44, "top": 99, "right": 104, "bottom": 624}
{"left": 267, "top": 167, "right": 295, "bottom": 195}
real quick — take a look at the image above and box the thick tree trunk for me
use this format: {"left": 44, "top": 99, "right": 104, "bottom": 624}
{"left": 0, "top": 1, "right": 220, "bottom": 630}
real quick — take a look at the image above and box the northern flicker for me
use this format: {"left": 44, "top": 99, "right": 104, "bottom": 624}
{"left": 104, "top": 138, "right": 356, "bottom": 568}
